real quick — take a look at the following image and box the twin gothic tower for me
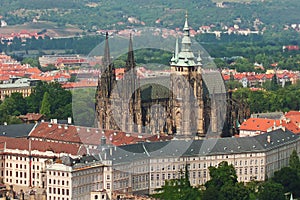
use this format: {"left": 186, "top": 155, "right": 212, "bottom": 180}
{"left": 96, "top": 15, "right": 216, "bottom": 138}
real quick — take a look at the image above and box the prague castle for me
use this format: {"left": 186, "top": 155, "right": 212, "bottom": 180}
{"left": 96, "top": 14, "right": 227, "bottom": 138}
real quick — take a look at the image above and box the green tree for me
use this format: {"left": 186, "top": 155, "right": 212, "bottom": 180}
{"left": 226, "top": 80, "right": 243, "bottom": 90}
{"left": 272, "top": 167, "right": 300, "bottom": 198}
{"left": 205, "top": 161, "right": 237, "bottom": 190}
{"left": 204, "top": 161, "right": 249, "bottom": 200}
{"left": 289, "top": 149, "right": 300, "bottom": 172}
{"left": 27, "top": 82, "right": 72, "bottom": 119}
{"left": 40, "top": 92, "right": 51, "bottom": 117}
{"left": 270, "top": 74, "right": 279, "bottom": 91}
{"left": 0, "top": 93, "right": 27, "bottom": 116}
{"left": 21, "top": 57, "right": 40, "bottom": 68}
{"left": 258, "top": 181, "right": 285, "bottom": 200}
{"left": 214, "top": 58, "right": 227, "bottom": 69}
{"left": 202, "top": 186, "right": 219, "bottom": 200}
{"left": 220, "top": 182, "right": 249, "bottom": 200}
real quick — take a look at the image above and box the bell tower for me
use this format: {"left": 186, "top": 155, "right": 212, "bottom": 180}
{"left": 169, "top": 12, "right": 204, "bottom": 137}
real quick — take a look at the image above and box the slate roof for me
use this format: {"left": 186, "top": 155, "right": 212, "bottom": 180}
{"left": 0, "top": 123, "right": 36, "bottom": 138}
{"left": 202, "top": 70, "right": 226, "bottom": 95}
{"left": 251, "top": 112, "right": 284, "bottom": 119}
{"left": 99, "top": 129, "right": 298, "bottom": 164}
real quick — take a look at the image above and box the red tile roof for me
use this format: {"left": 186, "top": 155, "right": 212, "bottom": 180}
{"left": 281, "top": 120, "right": 300, "bottom": 134}
{"left": 29, "top": 122, "right": 172, "bottom": 147}
{"left": 19, "top": 113, "right": 44, "bottom": 121}
{"left": 240, "top": 116, "right": 300, "bottom": 135}
{"left": 0, "top": 136, "right": 81, "bottom": 155}
{"left": 240, "top": 118, "right": 278, "bottom": 132}
{"left": 62, "top": 80, "right": 98, "bottom": 89}
{"left": 285, "top": 111, "right": 300, "bottom": 117}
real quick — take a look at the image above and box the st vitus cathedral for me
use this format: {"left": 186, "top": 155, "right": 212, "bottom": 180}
{"left": 96, "top": 14, "right": 224, "bottom": 138}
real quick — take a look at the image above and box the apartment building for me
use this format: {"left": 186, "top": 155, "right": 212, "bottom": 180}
{"left": 0, "top": 78, "right": 39, "bottom": 101}
{"left": 46, "top": 156, "right": 112, "bottom": 200}
{"left": 0, "top": 136, "right": 83, "bottom": 190}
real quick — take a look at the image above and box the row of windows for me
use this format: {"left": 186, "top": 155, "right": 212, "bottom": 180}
{"left": 150, "top": 171, "right": 208, "bottom": 181}
{"left": 73, "top": 174, "right": 104, "bottom": 186}
{"left": 4, "top": 155, "right": 39, "bottom": 162}
{"left": 48, "top": 187, "right": 69, "bottom": 196}
{"left": 49, "top": 179, "right": 69, "bottom": 186}
{"left": 238, "top": 167, "right": 264, "bottom": 175}
{"left": 6, "top": 178, "right": 27, "bottom": 185}
{"left": 49, "top": 171, "right": 69, "bottom": 177}
{"left": 48, "top": 197, "right": 69, "bottom": 200}
{"left": 5, "top": 163, "right": 27, "bottom": 169}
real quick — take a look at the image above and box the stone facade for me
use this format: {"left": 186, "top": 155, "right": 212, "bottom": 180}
{"left": 95, "top": 15, "right": 215, "bottom": 138}
{"left": 42, "top": 129, "right": 300, "bottom": 198}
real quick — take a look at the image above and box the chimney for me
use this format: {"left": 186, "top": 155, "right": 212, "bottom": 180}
{"left": 67, "top": 117, "right": 72, "bottom": 124}
{"left": 58, "top": 125, "right": 62, "bottom": 129}
{"left": 48, "top": 123, "right": 52, "bottom": 128}
{"left": 267, "top": 135, "right": 271, "bottom": 143}
{"left": 101, "top": 136, "right": 106, "bottom": 145}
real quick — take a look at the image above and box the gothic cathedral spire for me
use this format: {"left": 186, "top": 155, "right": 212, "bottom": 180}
{"left": 125, "top": 33, "right": 136, "bottom": 72}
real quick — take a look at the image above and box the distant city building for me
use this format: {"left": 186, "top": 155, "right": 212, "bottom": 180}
{"left": 39, "top": 55, "right": 101, "bottom": 68}
{"left": 240, "top": 111, "right": 300, "bottom": 137}
{"left": 0, "top": 78, "right": 40, "bottom": 101}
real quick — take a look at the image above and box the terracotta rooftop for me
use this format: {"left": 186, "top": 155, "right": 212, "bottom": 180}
{"left": 0, "top": 136, "right": 82, "bottom": 155}
{"left": 240, "top": 118, "right": 278, "bottom": 132}
{"left": 29, "top": 122, "right": 172, "bottom": 147}
{"left": 19, "top": 113, "right": 44, "bottom": 121}
{"left": 285, "top": 111, "right": 300, "bottom": 117}
{"left": 240, "top": 116, "right": 300, "bottom": 135}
